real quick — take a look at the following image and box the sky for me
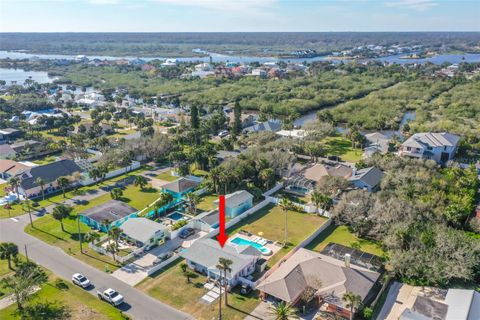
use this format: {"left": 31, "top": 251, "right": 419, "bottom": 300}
{"left": 0, "top": 0, "right": 479, "bottom": 32}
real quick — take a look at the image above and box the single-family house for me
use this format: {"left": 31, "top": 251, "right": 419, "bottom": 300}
{"left": 242, "top": 120, "right": 282, "bottom": 134}
{"left": 399, "top": 132, "right": 460, "bottom": 164}
{"left": 181, "top": 238, "right": 261, "bottom": 287}
{"left": 213, "top": 190, "right": 253, "bottom": 218}
{"left": 286, "top": 162, "right": 353, "bottom": 194}
{"left": 161, "top": 177, "right": 200, "bottom": 198}
{"left": 349, "top": 166, "right": 384, "bottom": 192}
{"left": 0, "top": 160, "right": 30, "bottom": 180}
{"left": 257, "top": 248, "right": 380, "bottom": 319}
{"left": 363, "top": 132, "right": 391, "bottom": 158}
{"left": 0, "top": 128, "right": 23, "bottom": 142}
{"left": 0, "top": 144, "right": 16, "bottom": 159}
{"left": 17, "top": 159, "right": 83, "bottom": 198}
{"left": 79, "top": 200, "right": 138, "bottom": 232}
{"left": 276, "top": 129, "right": 308, "bottom": 139}
{"left": 120, "top": 217, "right": 166, "bottom": 250}
{"left": 251, "top": 68, "right": 267, "bottom": 78}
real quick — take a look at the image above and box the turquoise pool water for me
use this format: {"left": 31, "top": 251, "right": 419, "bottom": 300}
{"left": 167, "top": 212, "right": 186, "bottom": 221}
{"left": 231, "top": 237, "right": 270, "bottom": 255}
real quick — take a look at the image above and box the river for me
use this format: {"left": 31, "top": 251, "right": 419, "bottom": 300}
{"left": 0, "top": 67, "right": 55, "bottom": 84}
{"left": 1, "top": 50, "right": 480, "bottom": 65}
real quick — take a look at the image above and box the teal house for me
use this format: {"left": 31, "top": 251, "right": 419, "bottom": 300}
{"left": 214, "top": 190, "right": 254, "bottom": 219}
{"left": 161, "top": 177, "right": 200, "bottom": 198}
{"left": 79, "top": 200, "right": 138, "bottom": 232}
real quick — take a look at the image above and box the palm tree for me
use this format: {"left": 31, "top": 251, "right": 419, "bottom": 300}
{"left": 0, "top": 242, "right": 19, "bottom": 270}
{"left": 110, "top": 187, "right": 123, "bottom": 200}
{"left": 8, "top": 177, "right": 20, "bottom": 200}
{"left": 216, "top": 257, "right": 233, "bottom": 306}
{"left": 35, "top": 177, "right": 46, "bottom": 200}
{"left": 268, "top": 301, "right": 298, "bottom": 320}
{"left": 52, "top": 204, "right": 72, "bottom": 233}
{"left": 185, "top": 192, "right": 200, "bottom": 215}
{"left": 88, "top": 168, "right": 100, "bottom": 184}
{"left": 134, "top": 175, "right": 148, "bottom": 190}
{"left": 56, "top": 176, "right": 70, "bottom": 198}
{"left": 106, "top": 242, "right": 117, "bottom": 262}
{"left": 342, "top": 292, "right": 362, "bottom": 320}
{"left": 84, "top": 231, "right": 101, "bottom": 245}
{"left": 279, "top": 198, "right": 292, "bottom": 246}
{"left": 108, "top": 226, "right": 122, "bottom": 251}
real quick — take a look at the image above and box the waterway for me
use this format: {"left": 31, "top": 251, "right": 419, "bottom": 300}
{"left": 0, "top": 67, "right": 55, "bottom": 84}
{"left": 1, "top": 50, "right": 480, "bottom": 65}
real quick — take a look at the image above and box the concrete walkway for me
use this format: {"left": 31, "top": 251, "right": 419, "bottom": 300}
{"left": 0, "top": 287, "right": 40, "bottom": 310}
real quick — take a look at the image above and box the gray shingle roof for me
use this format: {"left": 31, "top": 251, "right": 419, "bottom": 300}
{"left": 161, "top": 177, "right": 199, "bottom": 194}
{"left": 243, "top": 120, "right": 282, "bottom": 133}
{"left": 349, "top": 167, "right": 384, "bottom": 188}
{"left": 120, "top": 218, "right": 166, "bottom": 243}
{"left": 20, "top": 159, "right": 82, "bottom": 191}
{"left": 80, "top": 200, "right": 137, "bottom": 223}
{"left": 180, "top": 238, "right": 261, "bottom": 278}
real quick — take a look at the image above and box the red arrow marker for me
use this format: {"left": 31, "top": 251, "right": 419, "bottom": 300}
{"left": 216, "top": 195, "right": 228, "bottom": 248}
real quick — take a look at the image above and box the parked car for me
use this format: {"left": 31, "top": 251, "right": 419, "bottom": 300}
{"left": 218, "top": 130, "right": 229, "bottom": 138}
{"left": 179, "top": 227, "right": 195, "bottom": 239}
{"left": 97, "top": 288, "right": 124, "bottom": 306}
{"left": 240, "top": 283, "right": 252, "bottom": 295}
{"left": 153, "top": 252, "right": 174, "bottom": 265}
{"left": 71, "top": 273, "right": 91, "bottom": 288}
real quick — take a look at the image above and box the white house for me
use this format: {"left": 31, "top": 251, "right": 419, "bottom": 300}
{"left": 398, "top": 132, "right": 460, "bottom": 164}
{"left": 251, "top": 68, "right": 267, "bottom": 77}
{"left": 180, "top": 238, "right": 261, "bottom": 287}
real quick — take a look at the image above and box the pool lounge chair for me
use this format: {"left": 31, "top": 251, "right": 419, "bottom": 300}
{"left": 258, "top": 238, "right": 268, "bottom": 246}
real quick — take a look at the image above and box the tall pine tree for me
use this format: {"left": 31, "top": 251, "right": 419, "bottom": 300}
{"left": 190, "top": 104, "right": 199, "bottom": 129}
{"left": 232, "top": 101, "right": 242, "bottom": 136}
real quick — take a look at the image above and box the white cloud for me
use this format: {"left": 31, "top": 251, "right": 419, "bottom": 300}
{"left": 150, "top": 0, "right": 277, "bottom": 13}
{"left": 385, "top": 0, "right": 438, "bottom": 11}
{"left": 88, "top": 0, "right": 120, "bottom": 4}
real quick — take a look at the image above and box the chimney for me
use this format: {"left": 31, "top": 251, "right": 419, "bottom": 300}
{"left": 345, "top": 253, "right": 351, "bottom": 269}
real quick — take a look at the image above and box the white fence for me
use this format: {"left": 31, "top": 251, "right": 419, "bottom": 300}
{"left": 88, "top": 235, "right": 146, "bottom": 264}
{"left": 80, "top": 161, "right": 141, "bottom": 186}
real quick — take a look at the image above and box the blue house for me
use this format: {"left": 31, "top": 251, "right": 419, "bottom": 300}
{"left": 214, "top": 190, "right": 253, "bottom": 218}
{"left": 79, "top": 200, "right": 138, "bottom": 232}
{"left": 161, "top": 177, "right": 200, "bottom": 198}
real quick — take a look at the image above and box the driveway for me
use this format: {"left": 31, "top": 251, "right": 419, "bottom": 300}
{"left": 0, "top": 214, "right": 192, "bottom": 320}
{"left": 112, "top": 230, "right": 207, "bottom": 286}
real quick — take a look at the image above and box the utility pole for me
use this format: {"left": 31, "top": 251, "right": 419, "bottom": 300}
{"left": 77, "top": 215, "right": 83, "bottom": 253}
{"left": 24, "top": 244, "right": 29, "bottom": 262}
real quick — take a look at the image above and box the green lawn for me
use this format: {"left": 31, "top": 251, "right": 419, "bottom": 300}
{"left": 24, "top": 183, "right": 160, "bottom": 271}
{"left": 136, "top": 260, "right": 260, "bottom": 320}
{"left": 196, "top": 194, "right": 218, "bottom": 212}
{"left": 322, "top": 136, "right": 363, "bottom": 163}
{"left": 155, "top": 171, "right": 177, "bottom": 182}
{"left": 0, "top": 277, "right": 126, "bottom": 320}
{"left": 305, "top": 224, "right": 385, "bottom": 256}
{"left": 30, "top": 155, "right": 58, "bottom": 165}
{"left": 273, "top": 191, "right": 311, "bottom": 204}
{"left": 227, "top": 204, "right": 328, "bottom": 267}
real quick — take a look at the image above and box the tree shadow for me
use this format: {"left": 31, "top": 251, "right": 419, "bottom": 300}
{"left": 226, "top": 305, "right": 262, "bottom": 319}
{"left": 81, "top": 251, "right": 120, "bottom": 268}
{"left": 141, "top": 187, "right": 158, "bottom": 193}
{"left": 32, "top": 227, "right": 68, "bottom": 242}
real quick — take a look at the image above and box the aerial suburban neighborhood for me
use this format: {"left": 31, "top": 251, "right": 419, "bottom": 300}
{"left": 0, "top": 2, "right": 479, "bottom": 320}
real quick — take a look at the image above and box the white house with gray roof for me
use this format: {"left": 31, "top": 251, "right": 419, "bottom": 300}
{"left": 180, "top": 238, "right": 261, "bottom": 286}
{"left": 399, "top": 132, "right": 460, "bottom": 164}
{"left": 120, "top": 217, "right": 166, "bottom": 249}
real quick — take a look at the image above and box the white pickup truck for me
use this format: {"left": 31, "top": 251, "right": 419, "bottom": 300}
{"left": 97, "top": 288, "right": 124, "bottom": 306}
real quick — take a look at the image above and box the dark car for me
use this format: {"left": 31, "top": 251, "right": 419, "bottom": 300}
{"left": 179, "top": 228, "right": 195, "bottom": 239}
{"left": 240, "top": 284, "right": 252, "bottom": 295}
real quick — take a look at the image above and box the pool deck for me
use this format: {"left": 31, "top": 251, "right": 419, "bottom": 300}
{"left": 228, "top": 233, "right": 282, "bottom": 260}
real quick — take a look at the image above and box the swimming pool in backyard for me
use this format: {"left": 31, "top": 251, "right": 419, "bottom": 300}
{"left": 167, "top": 211, "right": 188, "bottom": 221}
{"left": 230, "top": 237, "right": 272, "bottom": 255}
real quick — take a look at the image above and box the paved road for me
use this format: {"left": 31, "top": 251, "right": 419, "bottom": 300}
{"left": 0, "top": 215, "right": 193, "bottom": 320}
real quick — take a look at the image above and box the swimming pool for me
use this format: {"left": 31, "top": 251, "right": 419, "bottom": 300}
{"left": 167, "top": 211, "right": 187, "bottom": 221}
{"left": 230, "top": 237, "right": 272, "bottom": 255}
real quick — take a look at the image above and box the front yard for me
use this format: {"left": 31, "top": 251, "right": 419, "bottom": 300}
{"left": 227, "top": 203, "right": 328, "bottom": 267}
{"left": 24, "top": 180, "right": 160, "bottom": 271}
{"left": 136, "top": 260, "right": 260, "bottom": 320}
{"left": 305, "top": 224, "right": 385, "bottom": 256}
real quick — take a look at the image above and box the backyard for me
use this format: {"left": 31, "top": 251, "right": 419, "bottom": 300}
{"left": 155, "top": 170, "right": 177, "bottom": 182}
{"left": 305, "top": 224, "right": 385, "bottom": 257}
{"left": 227, "top": 203, "right": 328, "bottom": 267}
{"left": 322, "top": 136, "right": 363, "bottom": 163}
{"left": 196, "top": 194, "right": 218, "bottom": 212}
{"left": 136, "top": 260, "right": 260, "bottom": 320}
